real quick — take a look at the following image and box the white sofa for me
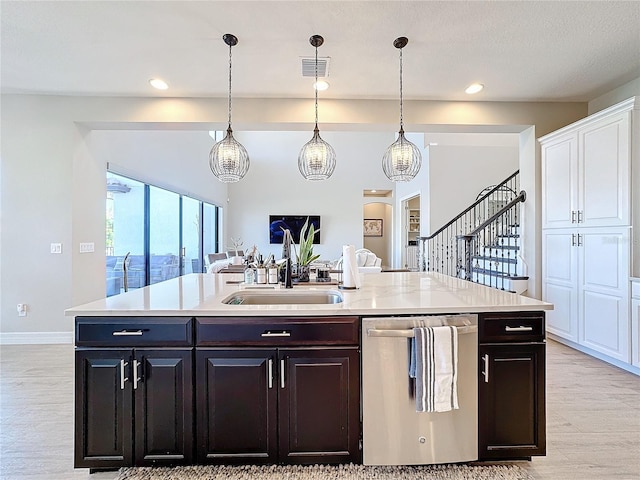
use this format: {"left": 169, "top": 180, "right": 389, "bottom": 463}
{"left": 335, "top": 248, "right": 382, "bottom": 274}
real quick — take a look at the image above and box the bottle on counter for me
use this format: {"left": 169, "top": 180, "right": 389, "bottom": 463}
{"left": 256, "top": 255, "right": 267, "bottom": 284}
{"left": 244, "top": 263, "right": 256, "bottom": 284}
{"left": 268, "top": 257, "right": 279, "bottom": 284}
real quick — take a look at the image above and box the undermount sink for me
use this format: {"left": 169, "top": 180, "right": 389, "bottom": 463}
{"left": 222, "top": 290, "right": 343, "bottom": 305}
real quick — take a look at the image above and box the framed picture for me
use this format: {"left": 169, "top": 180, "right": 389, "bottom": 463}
{"left": 364, "top": 219, "right": 383, "bottom": 237}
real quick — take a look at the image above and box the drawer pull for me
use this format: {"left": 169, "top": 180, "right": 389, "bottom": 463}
{"left": 113, "top": 330, "right": 143, "bottom": 336}
{"left": 505, "top": 325, "right": 534, "bottom": 332}
{"left": 261, "top": 331, "right": 291, "bottom": 338}
{"left": 482, "top": 354, "right": 489, "bottom": 383}
{"left": 280, "top": 359, "right": 286, "bottom": 389}
{"left": 133, "top": 359, "right": 140, "bottom": 390}
{"left": 267, "top": 359, "right": 273, "bottom": 389}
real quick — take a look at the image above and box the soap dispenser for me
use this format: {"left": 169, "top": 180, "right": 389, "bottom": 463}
{"left": 256, "top": 255, "right": 267, "bottom": 284}
{"left": 268, "top": 257, "right": 279, "bottom": 284}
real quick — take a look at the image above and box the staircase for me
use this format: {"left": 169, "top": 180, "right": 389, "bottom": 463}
{"left": 419, "top": 171, "right": 529, "bottom": 294}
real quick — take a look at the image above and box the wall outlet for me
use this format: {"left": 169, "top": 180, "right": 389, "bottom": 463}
{"left": 50, "top": 243, "right": 62, "bottom": 254}
{"left": 17, "top": 304, "right": 27, "bottom": 317}
{"left": 79, "top": 242, "right": 95, "bottom": 253}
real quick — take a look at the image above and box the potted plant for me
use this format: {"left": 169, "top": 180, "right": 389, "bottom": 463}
{"left": 293, "top": 218, "right": 320, "bottom": 282}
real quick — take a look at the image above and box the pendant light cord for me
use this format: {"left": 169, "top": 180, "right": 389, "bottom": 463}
{"left": 399, "top": 47, "right": 404, "bottom": 131}
{"left": 227, "top": 41, "right": 232, "bottom": 129}
{"left": 314, "top": 41, "right": 319, "bottom": 129}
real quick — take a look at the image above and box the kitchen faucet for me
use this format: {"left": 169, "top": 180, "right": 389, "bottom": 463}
{"left": 282, "top": 229, "right": 293, "bottom": 288}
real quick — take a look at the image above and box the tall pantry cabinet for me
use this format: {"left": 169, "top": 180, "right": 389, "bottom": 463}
{"left": 540, "top": 97, "right": 639, "bottom": 370}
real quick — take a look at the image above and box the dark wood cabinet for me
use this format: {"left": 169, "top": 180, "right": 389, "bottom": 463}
{"left": 196, "top": 349, "right": 277, "bottom": 463}
{"left": 74, "top": 317, "right": 193, "bottom": 469}
{"left": 76, "top": 348, "right": 193, "bottom": 468}
{"left": 279, "top": 348, "right": 360, "bottom": 464}
{"left": 195, "top": 316, "right": 360, "bottom": 465}
{"left": 478, "top": 312, "right": 546, "bottom": 460}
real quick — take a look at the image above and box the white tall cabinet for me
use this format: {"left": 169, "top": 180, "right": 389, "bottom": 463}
{"left": 540, "top": 97, "right": 638, "bottom": 372}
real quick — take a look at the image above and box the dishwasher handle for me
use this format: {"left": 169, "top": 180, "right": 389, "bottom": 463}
{"left": 366, "top": 325, "right": 477, "bottom": 337}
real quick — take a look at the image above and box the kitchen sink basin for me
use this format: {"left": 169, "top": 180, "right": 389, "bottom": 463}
{"left": 223, "top": 290, "right": 343, "bottom": 305}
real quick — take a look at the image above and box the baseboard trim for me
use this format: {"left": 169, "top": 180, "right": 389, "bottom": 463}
{"left": 0, "top": 331, "right": 74, "bottom": 345}
{"left": 548, "top": 333, "right": 640, "bottom": 376}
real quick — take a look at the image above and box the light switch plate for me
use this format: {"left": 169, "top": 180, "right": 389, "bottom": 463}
{"left": 50, "top": 243, "right": 62, "bottom": 254}
{"left": 79, "top": 242, "right": 95, "bottom": 253}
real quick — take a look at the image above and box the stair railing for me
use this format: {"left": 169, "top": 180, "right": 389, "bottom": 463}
{"left": 418, "top": 170, "right": 520, "bottom": 276}
{"left": 457, "top": 190, "right": 526, "bottom": 289}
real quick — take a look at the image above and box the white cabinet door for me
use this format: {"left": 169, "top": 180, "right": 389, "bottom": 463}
{"left": 631, "top": 282, "right": 640, "bottom": 367}
{"left": 578, "top": 227, "right": 630, "bottom": 362}
{"left": 542, "top": 229, "right": 579, "bottom": 342}
{"left": 578, "top": 112, "right": 630, "bottom": 227}
{"left": 632, "top": 298, "right": 640, "bottom": 368}
{"left": 542, "top": 134, "right": 577, "bottom": 229}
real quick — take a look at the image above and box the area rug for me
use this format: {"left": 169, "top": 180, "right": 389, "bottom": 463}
{"left": 115, "top": 463, "right": 533, "bottom": 480}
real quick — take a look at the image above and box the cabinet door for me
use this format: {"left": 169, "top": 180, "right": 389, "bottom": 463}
{"left": 134, "top": 349, "right": 193, "bottom": 465}
{"left": 632, "top": 297, "right": 640, "bottom": 368}
{"left": 479, "top": 344, "right": 545, "bottom": 459}
{"left": 196, "top": 349, "right": 277, "bottom": 464}
{"left": 578, "top": 112, "right": 630, "bottom": 227}
{"left": 75, "top": 349, "right": 133, "bottom": 468}
{"left": 542, "top": 133, "right": 578, "bottom": 228}
{"left": 579, "top": 227, "right": 630, "bottom": 362}
{"left": 542, "top": 229, "right": 579, "bottom": 342}
{"left": 279, "top": 348, "right": 360, "bottom": 464}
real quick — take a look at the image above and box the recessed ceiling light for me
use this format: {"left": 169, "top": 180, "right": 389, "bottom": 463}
{"left": 149, "top": 78, "right": 169, "bottom": 90}
{"left": 314, "top": 80, "right": 329, "bottom": 91}
{"left": 465, "top": 83, "right": 484, "bottom": 94}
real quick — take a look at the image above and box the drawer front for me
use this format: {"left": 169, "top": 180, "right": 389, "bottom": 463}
{"left": 75, "top": 317, "right": 193, "bottom": 347}
{"left": 479, "top": 312, "right": 545, "bottom": 343}
{"left": 196, "top": 316, "right": 359, "bottom": 346}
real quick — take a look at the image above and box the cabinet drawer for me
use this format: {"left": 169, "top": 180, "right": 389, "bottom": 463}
{"left": 479, "top": 312, "right": 545, "bottom": 343}
{"left": 196, "top": 316, "right": 359, "bottom": 346}
{"left": 76, "top": 317, "right": 193, "bottom": 347}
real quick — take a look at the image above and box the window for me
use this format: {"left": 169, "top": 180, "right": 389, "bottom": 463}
{"left": 106, "top": 172, "right": 219, "bottom": 296}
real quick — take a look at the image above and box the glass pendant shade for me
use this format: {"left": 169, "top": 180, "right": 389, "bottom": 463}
{"left": 210, "top": 33, "right": 249, "bottom": 183}
{"left": 298, "top": 126, "right": 336, "bottom": 180}
{"left": 209, "top": 127, "right": 250, "bottom": 183}
{"left": 382, "top": 129, "right": 422, "bottom": 182}
{"left": 383, "top": 36, "right": 421, "bottom": 182}
{"left": 299, "top": 34, "right": 336, "bottom": 180}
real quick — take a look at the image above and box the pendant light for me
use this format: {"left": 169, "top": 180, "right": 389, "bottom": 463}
{"left": 210, "top": 34, "right": 250, "bottom": 183}
{"left": 298, "top": 35, "right": 336, "bottom": 181}
{"left": 382, "top": 37, "right": 422, "bottom": 182}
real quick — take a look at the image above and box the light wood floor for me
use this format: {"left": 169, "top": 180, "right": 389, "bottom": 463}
{"left": 1, "top": 340, "right": 639, "bottom": 480}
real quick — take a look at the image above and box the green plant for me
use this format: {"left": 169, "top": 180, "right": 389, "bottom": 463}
{"left": 295, "top": 218, "right": 320, "bottom": 266}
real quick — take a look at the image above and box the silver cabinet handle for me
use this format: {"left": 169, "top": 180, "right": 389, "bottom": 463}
{"left": 120, "top": 359, "right": 129, "bottom": 390}
{"left": 113, "top": 330, "right": 143, "bottom": 336}
{"left": 571, "top": 233, "right": 577, "bottom": 246}
{"left": 482, "top": 354, "right": 489, "bottom": 383}
{"left": 577, "top": 210, "right": 583, "bottom": 223}
{"left": 267, "top": 359, "right": 273, "bottom": 389}
{"left": 577, "top": 233, "right": 583, "bottom": 246}
{"left": 280, "top": 359, "right": 286, "bottom": 389}
{"left": 261, "top": 331, "right": 291, "bottom": 338}
{"left": 505, "top": 325, "right": 534, "bottom": 332}
{"left": 133, "top": 359, "right": 140, "bottom": 390}
{"left": 571, "top": 210, "right": 577, "bottom": 223}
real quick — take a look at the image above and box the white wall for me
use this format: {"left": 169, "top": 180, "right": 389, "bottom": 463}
{"left": 226, "top": 131, "right": 395, "bottom": 262}
{"left": 0, "top": 93, "right": 590, "bottom": 342}
{"left": 588, "top": 77, "right": 640, "bottom": 115}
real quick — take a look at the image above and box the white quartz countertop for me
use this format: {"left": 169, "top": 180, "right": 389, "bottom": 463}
{"left": 66, "top": 272, "right": 552, "bottom": 317}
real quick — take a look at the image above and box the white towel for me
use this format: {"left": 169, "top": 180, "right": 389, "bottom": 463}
{"left": 413, "top": 326, "right": 459, "bottom": 413}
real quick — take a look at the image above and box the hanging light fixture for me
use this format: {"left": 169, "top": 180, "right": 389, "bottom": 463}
{"left": 298, "top": 35, "right": 336, "bottom": 181}
{"left": 382, "top": 37, "right": 422, "bottom": 182}
{"left": 210, "top": 33, "right": 250, "bottom": 183}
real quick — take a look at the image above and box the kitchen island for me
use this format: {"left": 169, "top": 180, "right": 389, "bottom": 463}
{"left": 67, "top": 272, "right": 552, "bottom": 471}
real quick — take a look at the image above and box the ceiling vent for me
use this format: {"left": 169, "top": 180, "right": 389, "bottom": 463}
{"left": 301, "top": 56, "right": 330, "bottom": 78}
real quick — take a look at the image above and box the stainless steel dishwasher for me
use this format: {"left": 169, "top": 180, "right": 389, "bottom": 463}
{"left": 362, "top": 315, "right": 478, "bottom": 465}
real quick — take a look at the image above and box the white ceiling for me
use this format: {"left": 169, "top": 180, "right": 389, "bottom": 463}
{"left": 1, "top": 0, "right": 639, "bottom": 102}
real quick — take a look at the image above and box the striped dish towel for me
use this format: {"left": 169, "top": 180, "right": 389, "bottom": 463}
{"left": 411, "top": 326, "right": 459, "bottom": 413}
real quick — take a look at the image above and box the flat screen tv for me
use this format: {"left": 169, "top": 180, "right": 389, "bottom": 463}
{"left": 269, "top": 215, "right": 320, "bottom": 244}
